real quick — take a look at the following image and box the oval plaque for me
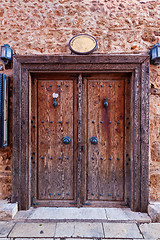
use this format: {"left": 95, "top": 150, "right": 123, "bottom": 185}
{"left": 69, "top": 34, "right": 98, "bottom": 55}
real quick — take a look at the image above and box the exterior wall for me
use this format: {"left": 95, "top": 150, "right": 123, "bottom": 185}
{"left": 0, "top": 0, "right": 160, "bottom": 201}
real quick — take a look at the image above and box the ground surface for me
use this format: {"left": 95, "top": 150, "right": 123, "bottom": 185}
{"left": 0, "top": 208, "right": 160, "bottom": 239}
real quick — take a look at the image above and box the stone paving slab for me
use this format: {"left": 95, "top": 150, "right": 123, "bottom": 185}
{"left": 13, "top": 239, "right": 54, "bottom": 240}
{"left": 123, "top": 208, "right": 151, "bottom": 222}
{"left": 103, "top": 223, "right": 143, "bottom": 238}
{"left": 29, "top": 207, "right": 107, "bottom": 220}
{"left": 9, "top": 223, "right": 56, "bottom": 238}
{"left": 105, "top": 208, "right": 129, "bottom": 220}
{"left": 55, "top": 222, "right": 104, "bottom": 238}
{"left": 14, "top": 207, "right": 34, "bottom": 220}
{"left": 0, "top": 222, "right": 15, "bottom": 238}
{"left": 139, "top": 223, "right": 160, "bottom": 239}
{"left": 105, "top": 208, "right": 150, "bottom": 222}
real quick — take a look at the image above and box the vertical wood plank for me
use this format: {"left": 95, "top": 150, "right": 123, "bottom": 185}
{"left": 140, "top": 59, "right": 149, "bottom": 212}
{"left": 87, "top": 80, "right": 100, "bottom": 200}
{"left": 124, "top": 76, "right": 132, "bottom": 205}
{"left": 31, "top": 77, "right": 37, "bottom": 202}
{"left": 81, "top": 76, "right": 87, "bottom": 203}
{"left": 113, "top": 80, "right": 125, "bottom": 200}
{"left": 131, "top": 67, "right": 141, "bottom": 211}
{"left": 12, "top": 57, "right": 21, "bottom": 205}
{"left": 77, "top": 74, "right": 83, "bottom": 207}
{"left": 20, "top": 66, "right": 30, "bottom": 210}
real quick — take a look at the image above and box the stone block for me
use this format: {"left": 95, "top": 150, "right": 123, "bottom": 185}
{"left": 103, "top": 223, "right": 143, "bottom": 238}
{"left": 55, "top": 222, "right": 104, "bottom": 238}
{"left": 29, "top": 207, "right": 107, "bottom": 219}
{"left": 148, "top": 202, "right": 160, "bottom": 222}
{"left": 139, "top": 223, "right": 160, "bottom": 238}
{"left": 9, "top": 223, "right": 56, "bottom": 238}
{"left": 0, "top": 200, "right": 18, "bottom": 220}
{"left": 0, "top": 221, "right": 15, "bottom": 238}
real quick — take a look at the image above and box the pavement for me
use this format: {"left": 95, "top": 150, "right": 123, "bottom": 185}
{"left": 0, "top": 207, "right": 160, "bottom": 240}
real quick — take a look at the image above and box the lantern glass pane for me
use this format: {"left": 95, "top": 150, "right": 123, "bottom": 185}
{"left": 6, "top": 48, "right": 11, "bottom": 59}
{"left": 1, "top": 46, "right": 6, "bottom": 58}
{"left": 158, "top": 46, "right": 160, "bottom": 57}
{"left": 152, "top": 47, "right": 157, "bottom": 59}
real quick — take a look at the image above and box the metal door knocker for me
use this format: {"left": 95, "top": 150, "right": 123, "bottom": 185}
{"left": 63, "top": 136, "right": 71, "bottom": 144}
{"left": 90, "top": 137, "right": 98, "bottom": 145}
{"left": 52, "top": 93, "right": 58, "bottom": 108}
{"left": 104, "top": 98, "right": 108, "bottom": 109}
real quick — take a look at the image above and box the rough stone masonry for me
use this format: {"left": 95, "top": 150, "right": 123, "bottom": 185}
{"left": 0, "top": 0, "right": 159, "bottom": 202}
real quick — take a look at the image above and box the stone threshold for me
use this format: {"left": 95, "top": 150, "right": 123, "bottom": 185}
{"left": 13, "top": 207, "right": 151, "bottom": 223}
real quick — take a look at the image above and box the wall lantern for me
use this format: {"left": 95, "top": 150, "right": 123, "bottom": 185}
{"left": 0, "top": 44, "right": 13, "bottom": 66}
{"left": 150, "top": 43, "right": 160, "bottom": 65}
{"left": 0, "top": 74, "right": 9, "bottom": 148}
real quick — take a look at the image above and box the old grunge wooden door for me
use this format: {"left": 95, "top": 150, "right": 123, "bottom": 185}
{"left": 31, "top": 73, "right": 131, "bottom": 207}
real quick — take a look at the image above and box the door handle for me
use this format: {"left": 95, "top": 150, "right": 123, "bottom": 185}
{"left": 104, "top": 98, "right": 108, "bottom": 109}
{"left": 90, "top": 137, "right": 98, "bottom": 145}
{"left": 63, "top": 136, "right": 71, "bottom": 144}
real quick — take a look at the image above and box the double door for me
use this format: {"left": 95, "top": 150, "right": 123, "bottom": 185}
{"left": 31, "top": 72, "right": 131, "bottom": 207}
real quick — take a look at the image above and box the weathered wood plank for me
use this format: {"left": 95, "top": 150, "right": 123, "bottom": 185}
{"left": 12, "top": 57, "right": 21, "bottom": 205}
{"left": 22, "top": 63, "right": 139, "bottom": 72}
{"left": 113, "top": 80, "right": 125, "bottom": 201}
{"left": 140, "top": 59, "right": 149, "bottom": 212}
{"left": 124, "top": 75, "right": 132, "bottom": 206}
{"left": 30, "top": 77, "right": 37, "bottom": 203}
{"left": 131, "top": 66, "right": 141, "bottom": 212}
{"left": 20, "top": 66, "right": 30, "bottom": 210}
{"left": 77, "top": 74, "right": 83, "bottom": 207}
{"left": 14, "top": 54, "right": 149, "bottom": 64}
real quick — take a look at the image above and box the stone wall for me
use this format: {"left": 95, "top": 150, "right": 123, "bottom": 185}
{"left": 0, "top": 0, "right": 160, "bottom": 201}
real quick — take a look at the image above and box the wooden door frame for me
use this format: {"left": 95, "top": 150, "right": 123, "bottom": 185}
{"left": 12, "top": 54, "right": 149, "bottom": 211}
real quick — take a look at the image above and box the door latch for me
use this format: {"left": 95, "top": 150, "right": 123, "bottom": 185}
{"left": 52, "top": 93, "right": 58, "bottom": 108}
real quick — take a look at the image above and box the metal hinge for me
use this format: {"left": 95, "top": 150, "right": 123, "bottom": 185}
{"left": 120, "top": 197, "right": 129, "bottom": 207}
{"left": 82, "top": 196, "right": 91, "bottom": 206}
{"left": 32, "top": 196, "right": 40, "bottom": 206}
{"left": 69, "top": 193, "right": 79, "bottom": 205}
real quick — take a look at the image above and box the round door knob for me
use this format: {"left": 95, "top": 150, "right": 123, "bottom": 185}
{"left": 90, "top": 137, "right": 98, "bottom": 145}
{"left": 63, "top": 136, "right": 71, "bottom": 144}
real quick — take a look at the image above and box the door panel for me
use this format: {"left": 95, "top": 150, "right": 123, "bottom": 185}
{"left": 87, "top": 79, "right": 125, "bottom": 202}
{"left": 31, "top": 73, "right": 130, "bottom": 207}
{"left": 37, "top": 80, "right": 75, "bottom": 201}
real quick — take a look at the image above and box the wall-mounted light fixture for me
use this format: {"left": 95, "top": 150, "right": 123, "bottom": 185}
{"left": 0, "top": 44, "right": 13, "bottom": 66}
{"left": 150, "top": 42, "right": 160, "bottom": 65}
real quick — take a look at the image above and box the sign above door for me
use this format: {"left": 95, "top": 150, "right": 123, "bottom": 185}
{"left": 69, "top": 34, "right": 98, "bottom": 55}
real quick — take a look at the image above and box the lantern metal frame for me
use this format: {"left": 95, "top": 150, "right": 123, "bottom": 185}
{"left": 0, "top": 74, "right": 9, "bottom": 148}
{"left": 150, "top": 43, "right": 160, "bottom": 65}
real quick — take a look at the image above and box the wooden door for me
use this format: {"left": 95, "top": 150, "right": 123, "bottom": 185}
{"left": 81, "top": 74, "right": 131, "bottom": 207}
{"left": 31, "top": 73, "right": 131, "bottom": 207}
{"left": 31, "top": 74, "right": 78, "bottom": 206}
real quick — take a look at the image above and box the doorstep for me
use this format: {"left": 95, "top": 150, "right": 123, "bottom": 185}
{"left": 13, "top": 207, "right": 151, "bottom": 223}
